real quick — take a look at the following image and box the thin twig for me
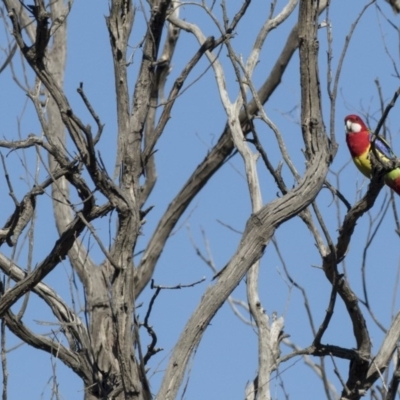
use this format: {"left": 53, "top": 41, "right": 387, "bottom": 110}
{"left": 77, "top": 83, "right": 104, "bottom": 144}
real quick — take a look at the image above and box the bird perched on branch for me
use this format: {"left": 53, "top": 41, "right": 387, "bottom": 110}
{"left": 344, "top": 114, "right": 400, "bottom": 195}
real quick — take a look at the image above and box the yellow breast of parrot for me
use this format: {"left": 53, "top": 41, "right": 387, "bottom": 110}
{"left": 353, "top": 152, "right": 372, "bottom": 178}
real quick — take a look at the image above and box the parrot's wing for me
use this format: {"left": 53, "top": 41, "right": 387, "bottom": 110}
{"left": 373, "top": 135, "right": 396, "bottom": 160}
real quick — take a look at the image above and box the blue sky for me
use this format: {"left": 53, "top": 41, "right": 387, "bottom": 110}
{"left": 1, "top": 1, "right": 400, "bottom": 399}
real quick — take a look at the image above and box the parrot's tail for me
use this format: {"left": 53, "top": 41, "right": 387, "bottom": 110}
{"left": 385, "top": 169, "right": 400, "bottom": 196}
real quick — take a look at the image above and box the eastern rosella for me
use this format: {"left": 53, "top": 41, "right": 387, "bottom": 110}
{"left": 345, "top": 114, "right": 400, "bottom": 195}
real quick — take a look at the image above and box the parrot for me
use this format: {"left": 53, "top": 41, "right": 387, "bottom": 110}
{"left": 344, "top": 114, "right": 400, "bottom": 195}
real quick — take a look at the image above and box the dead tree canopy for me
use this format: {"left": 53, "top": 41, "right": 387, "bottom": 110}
{"left": 0, "top": 1, "right": 400, "bottom": 399}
